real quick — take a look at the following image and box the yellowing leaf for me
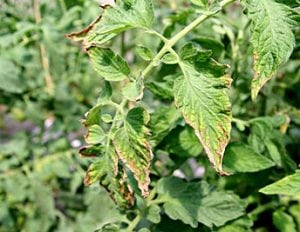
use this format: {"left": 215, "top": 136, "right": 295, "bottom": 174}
{"left": 244, "top": 0, "right": 296, "bottom": 100}
{"left": 174, "top": 43, "right": 232, "bottom": 174}
{"left": 84, "top": 146, "right": 135, "bottom": 208}
{"left": 114, "top": 107, "right": 153, "bottom": 196}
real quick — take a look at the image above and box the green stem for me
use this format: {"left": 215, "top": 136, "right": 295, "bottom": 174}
{"left": 232, "top": 117, "right": 249, "bottom": 126}
{"left": 141, "top": 0, "right": 235, "bottom": 79}
{"left": 58, "top": 0, "right": 67, "bottom": 14}
{"left": 249, "top": 202, "right": 278, "bottom": 220}
{"left": 126, "top": 214, "right": 141, "bottom": 232}
{"left": 105, "top": 99, "right": 127, "bottom": 153}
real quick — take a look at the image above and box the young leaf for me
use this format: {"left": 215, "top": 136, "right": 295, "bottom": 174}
{"left": 156, "top": 177, "right": 245, "bottom": 228}
{"left": 122, "top": 75, "right": 144, "bottom": 101}
{"left": 259, "top": 171, "right": 300, "bottom": 196}
{"left": 87, "top": 46, "right": 130, "bottom": 81}
{"left": 223, "top": 143, "right": 275, "bottom": 174}
{"left": 243, "top": 0, "right": 296, "bottom": 100}
{"left": 136, "top": 46, "right": 153, "bottom": 61}
{"left": 161, "top": 52, "right": 179, "bottom": 64}
{"left": 114, "top": 107, "right": 153, "bottom": 196}
{"left": 174, "top": 43, "right": 232, "bottom": 175}
{"left": 97, "top": 81, "right": 112, "bottom": 104}
{"left": 85, "top": 125, "right": 106, "bottom": 145}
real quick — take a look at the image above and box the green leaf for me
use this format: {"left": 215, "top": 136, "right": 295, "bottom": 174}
{"left": 223, "top": 143, "right": 275, "bottom": 174}
{"left": 82, "top": 104, "right": 103, "bottom": 127}
{"left": 273, "top": 210, "right": 297, "bottom": 232}
{"left": 88, "top": 46, "right": 130, "bottom": 81}
{"left": 97, "top": 81, "right": 113, "bottom": 104}
{"left": 174, "top": 43, "right": 232, "bottom": 174}
{"left": 0, "top": 58, "right": 23, "bottom": 93}
{"left": 101, "top": 114, "right": 113, "bottom": 123}
{"left": 156, "top": 177, "right": 245, "bottom": 228}
{"left": 191, "top": 0, "right": 208, "bottom": 7}
{"left": 85, "top": 125, "right": 106, "bottom": 145}
{"left": 243, "top": 0, "right": 296, "bottom": 100}
{"left": 95, "top": 0, "right": 154, "bottom": 33}
{"left": 289, "top": 205, "right": 300, "bottom": 231}
{"left": 164, "top": 126, "right": 203, "bottom": 157}
{"left": 146, "top": 74, "right": 176, "bottom": 100}
{"left": 146, "top": 204, "right": 161, "bottom": 223}
{"left": 161, "top": 52, "right": 179, "bottom": 64}
{"left": 217, "top": 216, "right": 253, "bottom": 232}
{"left": 136, "top": 46, "right": 153, "bottom": 61}
{"left": 84, "top": 146, "right": 135, "bottom": 208}
{"left": 122, "top": 75, "right": 144, "bottom": 101}
{"left": 259, "top": 171, "right": 300, "bottom": 196}
{"left": 150, "top": 105, "right": 181, "bottom": 146}
{"left": 114, "top": 107, "right": 153, "bottom": 196}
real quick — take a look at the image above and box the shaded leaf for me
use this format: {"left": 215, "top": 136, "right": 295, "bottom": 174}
{"left": 164, "top": 126, "right": 203, "bottom": 157}
{"left": 217, "top": 216, "right": 253, "bottom": 232}
{"left": 273, "top": 210, "right": 297, "bottom": 232}
{"left": 146, "top": 74, "right": 176, "bottom": 100}
{"left": 150, "top": 105, "right": 181, "bottom": 146}
{"left": 174, "top": 43, "right": 232, "bottom": 174}
{"left": 156, "top": 177, "right": 245, "bottom": 228}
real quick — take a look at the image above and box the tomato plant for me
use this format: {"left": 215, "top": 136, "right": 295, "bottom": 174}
{"left": 1, "top": 0, "right": 300, "bottom": 231}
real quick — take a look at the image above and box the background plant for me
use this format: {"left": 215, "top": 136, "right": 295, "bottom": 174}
{"left": 0, "top": 0, "right": 300, "bottom": 231}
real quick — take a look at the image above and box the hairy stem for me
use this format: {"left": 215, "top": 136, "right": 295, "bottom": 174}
{"left": 142, "top": 0, "right": 235, "bottom": 79}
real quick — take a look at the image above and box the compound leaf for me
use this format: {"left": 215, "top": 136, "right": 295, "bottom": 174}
{"left": 243, "top": 0, "right": 296, "bottom": 100}
{"left": 87, "top": 46, "right": 130, "bottom": 81}
{"left": 174, "top": 43, "right": 232, "bottom": 174}
{"left": 114, "top": 107, "right": 153, "bottom": 197}
{"left": 156, "top": 177, "right": 245, "bottom": 228}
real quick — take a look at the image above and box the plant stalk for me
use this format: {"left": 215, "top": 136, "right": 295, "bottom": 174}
{"left": 33, "top": 0, "right": 55, "bottom": 95}
{"left": 142, "top": 0, "right": 235, "bottom": 79}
